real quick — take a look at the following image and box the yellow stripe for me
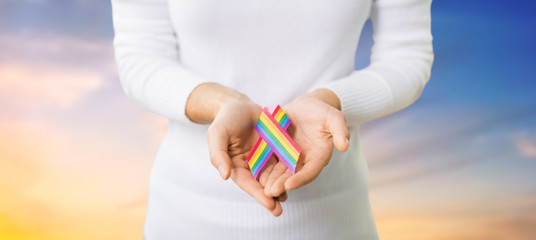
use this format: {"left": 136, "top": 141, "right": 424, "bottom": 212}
{"left": 260, "top": 113, "right": 297, "bottom": 157}
{"left": 249, "top": 109, "right": 289, "bottom": 168}
{"left": 260, "top": 113, "right": 299, "bottom": 158}
{"left": 262, "top": 113, "right": 298, "bottom": 156}
{"left": 249, "top": 141, "right": 267, "bottom": 168}
{"left": 249, "top": 109, "right": 288, "bottom": 168}
{"left": 274, "top": 109, "right": 284, "bottom": 122}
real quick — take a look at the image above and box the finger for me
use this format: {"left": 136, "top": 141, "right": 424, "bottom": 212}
{"left": 231, "top": 167, "right": 276, "bottom": 212}
{"left": 270, "top": 170, "right": 292, "bottom": 197}
{"left": 271, "top": 200, "right": 283, "bottom": 217}
{"left": 277, "top": 192, "right": 288, "bottom": 202}
{"left": 284, "top": 159, "right": 325, "bottom": 191}
{"left": 264, "top": 162, "right": 288, "bottom": 197}
{"left": 327, "top": 110, "right": 350, "bottom": 152}
{"left": 258, "top": 156, "right": 277, "bottom": 187}
{"left": 206, "top": 125, "right": 232, "bottom": 180}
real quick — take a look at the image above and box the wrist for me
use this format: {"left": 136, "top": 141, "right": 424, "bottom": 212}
{"left": 304, "top": 88, "right": 342, "bottom": 111}
{"left": 186, "top": 83, "right": 252, "bottom": 123}
{"left": 212, "top": 89, "right": 251, "bottom": 119}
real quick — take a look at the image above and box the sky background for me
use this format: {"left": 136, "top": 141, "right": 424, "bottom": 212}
{"left": 1, "top": 0, "right": 535, "bottom": 239}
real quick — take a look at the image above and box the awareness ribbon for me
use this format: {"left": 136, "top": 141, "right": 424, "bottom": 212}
{"left": 246, "top": 105, "right": 301, "bottom": 179}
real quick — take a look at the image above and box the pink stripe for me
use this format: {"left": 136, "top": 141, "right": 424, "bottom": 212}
{"left": 262, "top": 108, "right": 301, "bottom": 153}
{"left": 247, "top": 137, "right": 263, "bottom": 163}
{"left": 273, "top": 105, "right": 282, "bottom": 116}
{"left": 247, "top": 105, "right": 297, "bottom": 176}
{"left": 252, "top": 152, "right": 270, "bottom": 179}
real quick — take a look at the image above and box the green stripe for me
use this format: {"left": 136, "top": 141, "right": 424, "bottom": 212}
{"left": 251, "top": 144, "right": 270, "bottom": 172}
{"left": 258, "top": 119, "right": 294, "bottom": 163}
{"left": 280, "top": 116, "right": 290, "bottom": 128}
{"left": 252, "top": 145, "right": 271, "bottom": 174}
{"left": 258, "top": 119, "right": 297, "bottom": 164}
{"left": 278, "top": 115, "right": 288, "bottom": 125}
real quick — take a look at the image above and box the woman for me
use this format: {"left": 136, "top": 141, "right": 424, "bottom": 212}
{"left": 111, "top": 0, "right": 433, "bottom": 239}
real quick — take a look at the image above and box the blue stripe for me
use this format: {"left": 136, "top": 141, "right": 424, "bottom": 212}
{"left": 257, "top": 119, "right": 297, "bottom": 165}
{"left": 256, "top": 122, "right": 296, "bottom": 167}
{"left": 280, "top": 116, "right": 289, "bottom": 129}
{"left": 252, "top": 145, "right": 272, "bottom": 174}
{"left": 258, "top": 120, "right": 293, "bottom": 160}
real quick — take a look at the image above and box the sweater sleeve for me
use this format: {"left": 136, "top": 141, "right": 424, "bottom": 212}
{"left": 312, "top": 0, "right": 434, "bottom": 126}
{"left": 111, "top": 0, "right": 208, "bottom": 123}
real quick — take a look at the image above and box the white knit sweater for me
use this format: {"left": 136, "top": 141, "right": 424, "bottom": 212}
{"left": 111, "top": 0, "right": 433, "bottom": 239}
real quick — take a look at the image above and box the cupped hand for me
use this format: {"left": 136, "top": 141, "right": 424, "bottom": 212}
{"left": 206, "top": 97, "right": 284, "bottom": 216}
{"left": 263, "top": 89, "right": 350, "bottom": 197}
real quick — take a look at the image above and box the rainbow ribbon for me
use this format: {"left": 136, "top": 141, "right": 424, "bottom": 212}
{"left": 247, "top": 105, "right": 301, "bottom": 179}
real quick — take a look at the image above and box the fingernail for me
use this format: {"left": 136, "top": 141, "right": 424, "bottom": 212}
{"left": 346, "top": 138, "right": 349, "bottom": 144}
{"left": 218, "top": 166, "right": 227, "bottom": 179}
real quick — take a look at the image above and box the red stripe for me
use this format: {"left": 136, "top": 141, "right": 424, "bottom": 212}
{"left": 262, "top": 108, "right": 301, "bottom": 152}
{"left": 247, "top": 105, "right": 286, "bottom": 164}
{"left": 273, "top": 105, "right": 282, "bottom": 116}
{"left": 247, "top": 137, "right": 263, "bottom": 163}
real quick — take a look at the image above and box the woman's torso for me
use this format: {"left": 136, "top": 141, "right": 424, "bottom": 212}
{"left": 169, "top": 0, "right": 372, "bottom": 107}
{"left": 157, "top": 0, "right": 373, "bottom": 201}
{"left": 144, "top": 0, "right": 378, "bottom": 238}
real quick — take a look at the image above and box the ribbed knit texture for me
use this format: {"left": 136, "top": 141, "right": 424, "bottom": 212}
{"left": 111, "top": 0, "right": 433, "bottom": 238}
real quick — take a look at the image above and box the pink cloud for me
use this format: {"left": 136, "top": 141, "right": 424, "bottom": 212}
{"left": 0, "top": 62, "right": 102, "bottom": 108}
{"left": 0, "top": 32, "right": 117, "bottom": 109}
{"left": 0, "top": 32, "right": 115, "bottom": 70}
{"left": 516, "top": 138, "right": 536, "bottom": 158}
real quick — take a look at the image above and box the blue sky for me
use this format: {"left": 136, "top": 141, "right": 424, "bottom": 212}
{"left": 356, "top": 0, "right": 536, "bottom": 185}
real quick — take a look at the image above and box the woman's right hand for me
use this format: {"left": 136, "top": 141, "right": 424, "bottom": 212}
{"left": 186, "top": 83, "right": 283, "bottom": 216}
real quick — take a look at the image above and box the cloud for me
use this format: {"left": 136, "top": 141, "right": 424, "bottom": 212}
{"left": 375, "top": 210, "right": 536, "bottom": 240}
{"left": 0, "top": 32, "right": 114, "bottom": 69}
{"left": 0, "top": 32, "right": 116, "bottom": 109}
{"left": 361, "top": 105, "right": 536, "bottom": 189}
{"left": 373, "top": 193, "right": 536, "bottom": 240}
{"left": 515, "top": 138, "right": 536, "bottom": 158}
{"left": 0, "top": 117, "right": 151, "bottom": 239}
{"left": 509, "top": 129, "right": 536, "bottom": 158}
{"left": 0, "top": 62, "right": 102, "bottom": 108}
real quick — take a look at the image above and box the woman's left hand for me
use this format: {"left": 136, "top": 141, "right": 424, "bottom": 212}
{"left": 263, "top": 89, "right": 350, "bottom": 197}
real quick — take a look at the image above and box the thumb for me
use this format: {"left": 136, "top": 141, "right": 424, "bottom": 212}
{"left": 327, "top": 110, "right": 350, "bottom": 152}
{"left": 207, "top": 124, "right": 232, "bottom": 180}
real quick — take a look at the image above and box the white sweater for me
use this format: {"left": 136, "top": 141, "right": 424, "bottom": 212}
{"left": 111, "top": 0, "right": 433, "bottom": 239}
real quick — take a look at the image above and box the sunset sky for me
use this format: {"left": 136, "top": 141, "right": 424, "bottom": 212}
{"left": 1, "top": 0, "right": 535, "bottom": 239}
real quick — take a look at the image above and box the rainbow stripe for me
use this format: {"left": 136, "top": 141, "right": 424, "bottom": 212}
{"left": 246, "top": 106, "right": 292, "bottom": 179}
{"left": 248, "top": 106, "right": 301, "bottom": 177}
